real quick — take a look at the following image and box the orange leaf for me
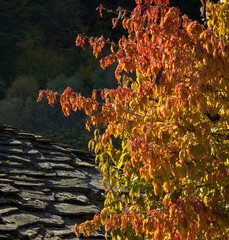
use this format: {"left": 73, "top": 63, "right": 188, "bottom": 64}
{"left": 99, "top": 4, "right": 103, "bottom": 18}
{"left": 92, "top": 90, "right": 97, "bottom": 100}
{"left": 37, "top": 90, "right": 44, "bottom": 102}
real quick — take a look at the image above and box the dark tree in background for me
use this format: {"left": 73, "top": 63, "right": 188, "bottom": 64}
{"left": 0, "top": 0, "right": 217, "bottom": 149}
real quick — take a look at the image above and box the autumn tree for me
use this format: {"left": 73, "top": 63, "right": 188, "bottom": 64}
{"left": 38, "top": 0, "right": 229, "bottom": 239}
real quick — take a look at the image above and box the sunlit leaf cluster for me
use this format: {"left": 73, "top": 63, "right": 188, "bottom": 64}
{"left": 38, "top": 0, "right": 229, "bottom": 239}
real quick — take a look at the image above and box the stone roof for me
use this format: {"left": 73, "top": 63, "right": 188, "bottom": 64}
{"left": 0, "top": 122, "right": 106, "bottom": 240}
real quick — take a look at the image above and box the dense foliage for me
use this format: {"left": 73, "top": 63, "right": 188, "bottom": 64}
{"left": 0, "top": 0, "right": 207, "bottom": 149}
{"left": 39, "top": 0, "right": 229, "bottom": 239}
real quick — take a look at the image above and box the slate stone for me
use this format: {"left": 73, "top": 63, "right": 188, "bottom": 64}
{"left": 0, "top": 224, "right": 18, "bottom": 232}
{"left": 37, "top": 162, "right": 74, "bottom": 171}
{"left": 0, "top": 139, "right": 22, "bottom": 145}
{"left": 52, "top": 203, "right": 100, "bottom": 216}
{"left": 17, "top": 132, "right": 36, "bottom": 140}
{"left": 0, "top": 178, "right": 14, "bottom": 184}
{"left": 3, "top": 213, "right": 40, "bottom": 227}
{"left": 19, "top": 190, "right": 55, "bottom": 202}
{"left": 56, "top": 170, "right": 86, "bottom": 179}
{"left": 75, "top": 159, "right": 96, "bottom": 168}
{"left": 32, "top": 142, "right": 69, "bottom": 152}
{"left": 35, "top": 138, "right": 57, "bottom": 144}
{"left": 46, "top": 179, "right": 91, "bottom": 192}
{"left": 0, "top": 153, "right": 30, "bottom": 164}
{"left": 9, "top": 168, "right": 47, "bottom": 177}
{"left": 19, "top": 225, "right": 41, "bottom": 237}
{"left": 39, "top": 149, "right": 66, "bottom": 156}
{"left": 88, "top": 177, "right": 104, "bottom": 191}
{"left": 44, "top": 227, "right": 73, "bottom": 238}
{"left": 23, "top": 149, "right": 40, "bottom": 155}
{"left": 0, "top": 146, "right": 24, "bottom": 154}
{"left": 55, "top": 192, "right": 89, "bottom": 204}
{"left": 0, "top": 234, "right": 15, "bottom": 239}
{"left": 22, "top": 200, "right": 49, "bottom": 211}
{"left": 0, "top": 184, "right": 19, "bottom": 194}
{"left": 20, "top": 140, "right": 33, "bottom": 147}
{"left": 36, "top": 213, "right": 65, "bottom": 227}
{"left": 35, "top": 155, "right": 73, "bottom": 163}
{"left": 14, "top": 181, "right": 44, "bottom": 188}
{"left": 0, "top": 161, "right": 24, "bottom": 169}
{"left": 0, "top": 206, "right": 18, "bottom": 215}
{"left": 9, "top": 175, "right": 45, "bottom": 183}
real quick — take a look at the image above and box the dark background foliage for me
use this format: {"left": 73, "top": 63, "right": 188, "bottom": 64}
{"left": 0, "top": 0, "right": 217, "bottom": 150}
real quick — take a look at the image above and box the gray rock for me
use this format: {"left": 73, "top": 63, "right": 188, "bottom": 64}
{"left": 0, "top": 146, "right": 24, "bottom": 155}
{"left": 21, "top": 200, "right": 49, "bottom": 211}
{"left": 23, "top": 149, "right": 40, "bottom": 155}
{"left": 0, "top": 184, "right": 19, "bottom": 194}
{"left": 55, "top": 192, "right": 90, "bottom": 204}
{"left": 19, "top": 225, "right": 41, "bottom": 237}
{"left": 36, "top": 213, "right": 65, "bottom": 227}
{"left": 46, "top": 178, "right": 91, "bottom": 192}
{"left": 19, "top": 190, "right": 55, "bottom": 202}
{"left": 9, "top": 168, "right": 46, "bottom": 177}
{"left": 36, "top": 162, "right": 74, "bottom": 171}
{"left": 14, "top": 181, "right": 44, "bottom": 188}
{"left": 35, "top": 155, "right": 73, "bottom": 163}
{"left": 0, "top": 139, "right": 22, "bottom": 146}
{"left": 52, "top": 203, "right": 99, "bottom": 216}
{"left": 0, "top": 224, "right": 18, "bottom": 232}
{"left": 0, "top": 161, "right": 24, "bottom": 168}
{"left": 3, "top": 213, "right": 40, "bottom": 227}
{"left": 9, "top": 175, "right": 45, "bottom": 183}
{"left": 56, "top": 170, "right": 86, "bottom": 179}
{"left": 0, "top": 206, "right": 18, "bottom": 215}
{"left": 0, "top": 178, "right": 14, "bottom": 184}
{"left": 0, "top": 153, "right": 30, "bottom": 164}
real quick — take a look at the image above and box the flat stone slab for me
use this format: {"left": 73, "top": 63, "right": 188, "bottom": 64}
{"left": 52, "top": 203, "right": 100, "bottom": 216}
{"left": 0, "top": 147, "right": 24, "bottom": 154}
{"left": 9, "top": 175, "right": 45, "bottom": 183}
{"left": 46, "top": 179, "right": 91, "bottom": 192}
{"left": 3, "top": 213, "right": 40, "bottom": 227}
{"left": 35, "top": 155, "right": 73, "bottom": 163}
{"left": 0, "top": 153, "right": 30, "bottom": 164}
{"left": 14, "top": 181, "right": 44, "bottom": 188}
{"left": 23, "top": 149, "right": 40, "bottom": 155}
{"left": 0, "top": 161, "right": 24, "bottom": 169}
{"left": 0, "top": 206, "right": 18, "bottom": 215}
{"left": 21, "top": 199, "right": 49, "bottom": 211}
{"left": 55, "top": 192, "right": 89, "bottom": 204}
{"left": 0, "top": 184, "right": 19, "bottom": 194}
{"left": 36, "top": 213, "right": 65, "bottom": 227}
{"left": 36, "top": 162, "right": 74, "bottom": 171}
{"left": 19, "top": 190, "right": 55, "bottom": 202}
{"left": 9, "top": 168, "right": 47, "bottom": 177}
{"left": 0, "top": 139, "right": 22, "bottom": 145}
{"left": 0, "top": 178, "right": 14, "bottom": 184}
{"left": 0, "top": 224, "right": 18, "bottom": 232}
{"left": 19, "top": 225, "right": 41, "bottom": 237}
{"left": 56, "top": 170, "right": 87, "bottom": 179}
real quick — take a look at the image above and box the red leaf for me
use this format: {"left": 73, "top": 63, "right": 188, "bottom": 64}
{"left": 37, "top": 90, "right": 44, "bottom": 102}
{"left": 92, "top": 90, "right": 97, "bottom": 100}
{"left": 99, "top": 4, "right": 103, "bottom": 17}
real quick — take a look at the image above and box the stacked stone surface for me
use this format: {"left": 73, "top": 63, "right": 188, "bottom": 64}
{"left": 0, "top": 122, "right": 106, "bottom": 239}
